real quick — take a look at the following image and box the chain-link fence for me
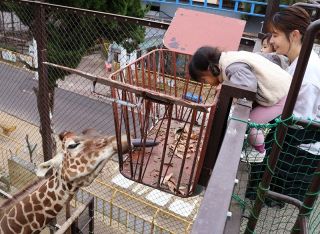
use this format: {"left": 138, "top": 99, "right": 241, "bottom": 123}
{"left": 0, "top": 1, "right": 204, "bottom": 233}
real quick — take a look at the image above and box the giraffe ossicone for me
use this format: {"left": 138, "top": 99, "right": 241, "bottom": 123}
{"left": 0, "top": 129, "right": 129, "bottom": 234}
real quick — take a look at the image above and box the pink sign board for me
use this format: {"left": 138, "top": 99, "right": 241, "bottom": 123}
{"left": 164, "top": 8, "right": 246, "bottom": 55}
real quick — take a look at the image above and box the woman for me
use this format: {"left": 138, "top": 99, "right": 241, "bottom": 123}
{"left": 247, "top": 5, "right": 320, "bottom": 204}
{"left": 188, "top": 46, "right": 292, "bottom": 162}
{"left": 270, "top": 5, "right": 320, "bottom": 120}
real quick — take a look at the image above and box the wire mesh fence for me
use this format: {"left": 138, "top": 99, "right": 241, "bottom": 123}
{"left": 2, "top": 0, "right": 319, "bottom": 233}
{"left": 0, "top": 1, "right": 202, "bottom": 233}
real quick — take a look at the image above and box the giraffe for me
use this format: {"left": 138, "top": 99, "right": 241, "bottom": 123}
{"left": 0, "top": 129, "right": 130, "bottom": 234}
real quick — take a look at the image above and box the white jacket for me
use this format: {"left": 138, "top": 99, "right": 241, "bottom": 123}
{"left": 219, "top": 51, "right": 291, "bottom": 106}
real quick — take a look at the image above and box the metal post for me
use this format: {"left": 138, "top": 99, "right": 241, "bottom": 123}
{"left": 291, "top": 162, "right": 320, "bottom": 234}
{"left": 245, "top": 19, "right": 320, "bottom": 234}
{"left": 35, "top": 2, "right": 53, "bottom": 162}
{"left": 198, "top": 82, "right": 256, "bottom": 187}
{"left": 89, "top": 198, "right": 94, "bottom": 234}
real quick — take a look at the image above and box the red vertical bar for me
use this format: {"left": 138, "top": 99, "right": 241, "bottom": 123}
{"left": 157, "top": 105, "right": 174, "bottom": 188}
{"left": 176, "top": 110, "right": 197, "bottom": 196}
{"left": 187, "top": 110, "right": 207, "bottom": 195}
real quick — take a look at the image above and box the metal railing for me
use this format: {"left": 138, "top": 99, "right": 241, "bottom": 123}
{"left": 143, "top": 0, "right": 290, "bottom": 17}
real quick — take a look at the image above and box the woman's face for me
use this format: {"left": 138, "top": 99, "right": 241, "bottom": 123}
{"left": 270, "top": 29, "right": 290, "bottom": 56}
{"left": 197, "top": 70, "right": 220, "bottom": 86}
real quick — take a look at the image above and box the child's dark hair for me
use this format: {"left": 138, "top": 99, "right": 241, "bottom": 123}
{"left": 269, "top": 5, "right": 310, "bottom": 42}
{"left": 188, "top": 46, "right": 221, "bottom": 81}
{"left": 261, "top": 32, "right": 272, "bottom": 44}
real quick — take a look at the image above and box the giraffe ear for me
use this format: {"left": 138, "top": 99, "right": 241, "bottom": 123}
{"left": 36, "top": 153, "right": 64, "bottom": 177}
{"left": 36, "top": 163, "right": 52, "bottom": 177}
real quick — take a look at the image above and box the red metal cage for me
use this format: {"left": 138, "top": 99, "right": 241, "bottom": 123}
{"left": 110, "top": 49, "right": 219, "bottom": 197}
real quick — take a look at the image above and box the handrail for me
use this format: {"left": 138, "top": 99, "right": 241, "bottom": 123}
{"left": 44, "top": 62, "right": 212, "bottom": 112}
{"left": 143, "top": 0, "right": 289, "bottom": 17}
{"left": 191, "top": 98, "right": 252, "bottom": 234}
{"left": 2, "top": 0, "right": 170, "bottom": 29}
{"left": 55, "top": 198, "right": 94, "bottom": 234}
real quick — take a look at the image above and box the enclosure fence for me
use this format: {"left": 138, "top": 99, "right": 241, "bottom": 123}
{"left": 2, "top": 0, "right": 320, "bottom": 233}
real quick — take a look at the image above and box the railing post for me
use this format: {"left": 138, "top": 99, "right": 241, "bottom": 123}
{"left": 198, "top": 82, "right": 256, "bottom": 187}
{"left": 89, "top": 198, "right": 94, "bottom": 234}
{"left": 35, "top": 1, "right": 54, "bottom": 162}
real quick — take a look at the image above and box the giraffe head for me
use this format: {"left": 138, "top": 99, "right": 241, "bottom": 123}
{"left": 58, "top": 130, "right": 129, "bottom": 187}
{"left": 36, "top": 129, "right": 130, "bottom": 190}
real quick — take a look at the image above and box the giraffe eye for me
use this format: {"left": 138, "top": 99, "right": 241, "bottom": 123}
{"left": 67, "top": 143, "right": 80, "bottom": 149}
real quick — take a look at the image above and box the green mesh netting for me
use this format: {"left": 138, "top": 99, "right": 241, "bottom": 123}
{"left": 231, "top": 116, "right": 320, "bottom": 234}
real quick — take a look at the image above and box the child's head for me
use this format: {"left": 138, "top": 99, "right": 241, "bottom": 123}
{"left": 188, "top": 46, "right": 222, "bottom": 86}
{"left": 260, "top": 33, "right": 274, "bottom": 53}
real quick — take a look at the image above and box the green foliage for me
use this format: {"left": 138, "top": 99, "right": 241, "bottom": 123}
{"left": 2, "top": 0, "right": 146, "bottom": 85}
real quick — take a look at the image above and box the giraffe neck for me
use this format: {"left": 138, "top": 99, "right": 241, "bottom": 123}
{"left": 0, "top": 169, "right": 77, "bottom": 234}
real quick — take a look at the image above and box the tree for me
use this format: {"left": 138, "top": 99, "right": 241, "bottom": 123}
{"left": 2, "top": 0, "right": 147, "bottom": 159}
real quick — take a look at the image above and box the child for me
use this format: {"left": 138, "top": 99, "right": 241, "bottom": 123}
{"left": 259, "top": 32, "right": 289, "bottom": 70}
{"left": 261, "top": 33, "right": 275, "bottom": 53}
{"left": 188, "top": 46, "right": 292, "bottom": 162}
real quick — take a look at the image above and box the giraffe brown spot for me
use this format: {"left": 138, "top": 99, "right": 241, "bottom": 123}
{"left": 71, "top": 165, "right": 77, "bottom": 169}
{"left": 47, "top": 191, "right": 57, "bottom": 201}
{"left": 8, "top": 206, "right": 16, "bottom": 218}
{"left": 1, "top": 217, "right": 14, "bottom": 234}
{"left": 55, "top": 179, "right": 60, "bottom": 190}
{"left": 23, "top": 225, "right": 33, "bottom": 234}
{"left": 43, "top": 198, "right": 52, "bottom": 207}
{"left": 31, "top": 193, "right": 41, "bottom": 204}
{"left": 27, "top": 213, "right": 34, "bottom": 222}
{"left": 80, "top": 156, "right": 88, "bottom": 164}
{"left": 34, "top": 205, "right": 43, "bottom": 212}
{"left": 70, "top": 158, "right": 75, "bottom": 163}
{"left": 39, "top": 192, "right": 45, "bottom": 199}
{"left": 54, "top": 204, "right": 63, "bottom": 212}
{"left": 16, "top": 203, "right": 24, "bottom": 217}
{"left": 45, "top": 209, "right": 56, "bottom": 217}
{"left": 39, "top": 184, "right": 47, "bottom": 194}
{"left": 62, "top": 183, "right": 66, "bottom": 190}
{"left": 67, "top": 182, "right": 73, "bottom": 190}
{"left": 59, "top": 190, "right": 65, "bottom": 196}
{"left": 24, "top": 200, "right": 33, "bottom": 213}
{"left": 90, "top": 159, "right": 97, "bottom": 165}
{"left": 76, "top": 160, "right": 80, "bottom": 165}
{"left": 31, "top": 221, "right": 38, "bottom": 230}
{"left": 79, "top": 166, "right": 85, "bottom": 172}
{"left": 48, "top": 179, "right": 54, "bottom": 189}
{"left": 16, "top": 206, "right": 28, "bottom": 225}
{"left": 35, "top": 212, "right": 45, "bottom": 227}
{"left": 8, "top": 218, "right": 22, "bottom": 233}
